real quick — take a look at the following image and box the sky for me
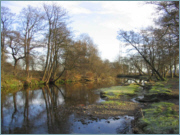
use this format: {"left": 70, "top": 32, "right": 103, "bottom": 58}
{"left": 1, "top": 1, "right": 156, "bottom": 62}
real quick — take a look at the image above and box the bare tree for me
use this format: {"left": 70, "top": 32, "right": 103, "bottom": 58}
{"left": 1, "top": 6, "right": 15, "bottom": 72}
{"left": 117, "top": 30, "right": 165, "bottom": 81}
{"left": 6, "top": 31, "right": 25, "bottom": 75}
{"left": 42, "top": 3, "right": 70, "bottom": 83}
{"left": 18, "top": 5, "right": 44, "bottom": 78}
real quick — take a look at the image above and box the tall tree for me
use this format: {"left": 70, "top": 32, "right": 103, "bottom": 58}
{"left": 117, "top": 30, "right": 165, "bottom": 81}
{"left": 42, "top": 3, "right": 70, "bottom": 83}
{"left": 6, "top": 31, "right": 25, "bottom": 75}
{"left": 152, "top": 1, "right": 179, "bottom": 78}
{"left": 18, "top": 5, "right": 44, "bottom": 78}
{"left": 1, "top": 6, "right": 15, "bottom": 72}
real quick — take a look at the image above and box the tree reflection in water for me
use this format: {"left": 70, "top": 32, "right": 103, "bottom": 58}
{"left": 1, "top": 83, "right": 101, "bottom": 134}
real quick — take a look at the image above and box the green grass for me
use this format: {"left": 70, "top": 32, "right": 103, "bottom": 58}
{"left": 56, "top": 79, "right": 65, "bottom": 84}
{"left": 98, "top": 84, "right": 140, "bottom": 106}
{"left": 100, "top": 84, "right": 140, "bottom": 98}
{"left": 139, "top": 102, "right": 179, "bottom": 134}
{"left": 1, "top": 74, "right": 23, "bottom": 88}
{"left": 102, "top": 100, "right": 126, "bottom": 105}
{"left": 148, "top": 83, "right": 172, "bottom": 95}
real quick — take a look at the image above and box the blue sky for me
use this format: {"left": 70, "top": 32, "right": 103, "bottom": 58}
{"left": 1, "top": 1, "right": 156, "bottom": 62}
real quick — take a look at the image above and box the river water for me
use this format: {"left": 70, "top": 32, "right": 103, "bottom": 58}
{"left": 1, "top": 79, "right": 143, "bottom": 134}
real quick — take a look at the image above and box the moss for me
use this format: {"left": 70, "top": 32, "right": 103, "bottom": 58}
{"left": 56, "top": 79, "right": 65, "bottom": 84}
{"left": 1, "top": 87, "right": 22, "bottom": 94}
{"left": 102, "top": 100, "right": 126, "bottom": 106}
{"left": 31, "top": 79, "right": 39, "bottom": 85}
{"left": 1, "top": 74, "right": 23, "bottom": 88}
{"left": 147, "top": 81, "right": 172, "bottom": 96}
{"left": 39, "top": 81, "right": 45, "bottom": 84}
{"left": 66, "top": 79, "right": 73, "bottom": 83}
{"left": 100, "top": 84, "right": 140, "bottom": 98}
{"left": 139, "top": 102, "right": 179, "bottom": 134}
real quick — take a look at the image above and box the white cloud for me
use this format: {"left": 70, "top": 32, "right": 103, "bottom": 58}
{"left": 1, "top": 1, "right": 92, "bottom": 15}
{"left": 54, "top": 1, "right": 92, "bottom": 15}
{"left": 1, "top": 1, "right": 157, "bottom": 62}
{"left": 69, "top": 7, "right": 92, "bottom": 14}
{"left": 96, "top": 1, "right": 155, "bottom": 31}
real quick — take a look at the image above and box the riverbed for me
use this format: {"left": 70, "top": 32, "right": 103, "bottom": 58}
{"left": 1, "top": 79, "right": 142, "bottom": 134}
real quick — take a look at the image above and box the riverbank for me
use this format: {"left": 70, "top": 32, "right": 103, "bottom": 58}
{"left": 1, "top": 75, "right": 45, "bottom": 90}
{"left": 65, "top": 78, "right": 179, "bottom": 134}
{"left": 1, "top": 74, "right": 116, "bottom": 89}
{"left": 68, "top": 84, "right": 140, "bottom": 119}
{"left": 56, "top": 84, "right": 141, "bottom": 128}
{"left": 1, "top": 77, "right": 179, "bottom": 134}
{"left": 132, "top": 78, "right": 179, "bottom": 134}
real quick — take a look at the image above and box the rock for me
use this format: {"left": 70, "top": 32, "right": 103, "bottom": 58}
{"left": 100, "top": 92, "right": 107, "bottom": 98}
{"left": 88, "top": 114, "right": 93, "bottom": 117}
{"left": 114, "top": 116, "right": 120, "bottom": 120}
{"left": 106, "top": 121, "right": 110, "bottom": 123}
{"left": 91, "top": 117, "right": 97, "bottom": 121}
{"left": 132, "top": 127, "right": 139, "bottom": 134}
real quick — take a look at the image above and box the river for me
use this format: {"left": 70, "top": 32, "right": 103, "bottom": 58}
{"left": 1, "top": 78, "right": 143, "bottom": 134}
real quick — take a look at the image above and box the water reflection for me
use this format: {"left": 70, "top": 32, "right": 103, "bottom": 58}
{"left": 70, "top": 115, "right": 134, "bottom": 134}
{"left": 117, "top": 78, "right": 146, "bottom": 86}
{"left": 1, "top": 83, "right": 111, "bottom": 134}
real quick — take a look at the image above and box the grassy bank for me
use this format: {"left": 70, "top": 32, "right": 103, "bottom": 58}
{"left": 1, "top": 75, "right": 44, "bottom": 91}
{"left": 134, "top": 78, "right": 179, "bottom": 134}
{"left": 99, "top": 84, "right": 140, "bottom": 100}
{"left": 138, "top": 102, "right": 179, "bottom": 134}
{"left": 1, "top": 75, "right": 23, "bottom": 89}
{"left": 78, "top": 83, "right": 141, "bottom": 118}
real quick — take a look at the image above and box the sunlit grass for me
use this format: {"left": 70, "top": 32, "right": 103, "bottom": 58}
{"left": 1, "top": 74, "right": 23, "bottom": 88}
{"left": 102, "top": 100, "right": 126, "bottom": 106}
{"left": 100, "top": 84, "right": 140, "bottom": 97}
{"left": 148, "top": 82, "right": 172, "bottom": 95}
{"left": 139, "top": 102, "right": 179, "bottom": 134}
{"left": 99, "top": 84, "right": 140, "bottom": 100}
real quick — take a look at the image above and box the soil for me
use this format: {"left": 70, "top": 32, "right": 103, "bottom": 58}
{"left": 56, "top": 95, "right": 139, "bottom": 120}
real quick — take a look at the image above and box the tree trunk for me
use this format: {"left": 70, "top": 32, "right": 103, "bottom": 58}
{"left": 173, "top": 57, "right": 178, "bottom": 77}
{"left": 53, "top": 68, "right": 66, "bottom": 83}
{"left": 1, "top": 31, "right": 5, "bottom": 74}
{"left": 134, "top": 45, "right": 165, "bottom": 81}
{"left": 42, "top": 28, "right": 51, "bottom": 81}
{"left": 169, "top": 65, "right": 174, "bottom": 78}
{"left": 13, "top": 60, "right": 18, "bottom": 76}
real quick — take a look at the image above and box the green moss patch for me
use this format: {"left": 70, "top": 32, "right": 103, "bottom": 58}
{"left": 1, "top": 75, "right": 23, "bottom": 88}
{"left": 102, "top": 100, "right": 126, "bottom": 106}
{"left": 100, "top": 84, "right": 140, "bottom": 99}
{"left": 149, "top": 85, "right": 172, "bottom": 95}
{"left": 139, "top": 102, "right": 179, "bottom": 134}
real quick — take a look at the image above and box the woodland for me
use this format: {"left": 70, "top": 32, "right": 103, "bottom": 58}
{"left": 1, "top": 1, "right": 179, "bottom": 87}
